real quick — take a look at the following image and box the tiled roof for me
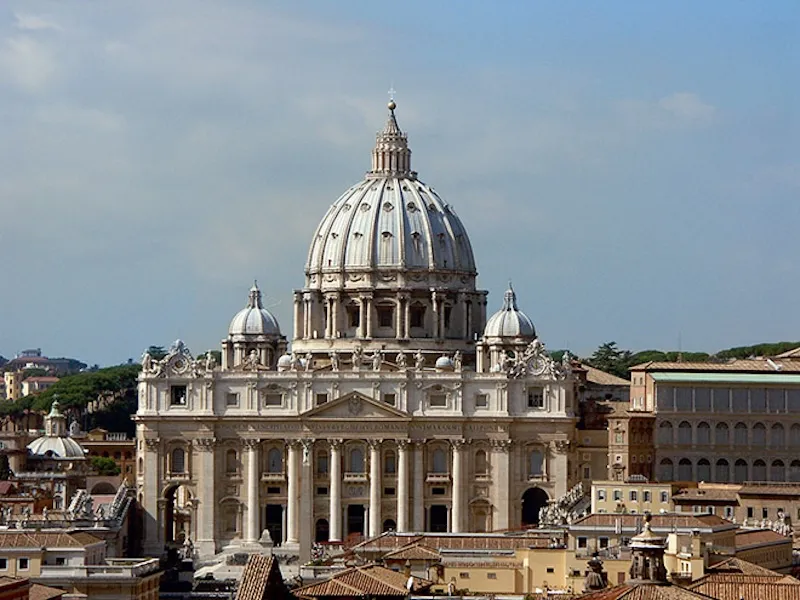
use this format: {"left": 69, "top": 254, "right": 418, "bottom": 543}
{"left": 579, "top": 583, "right": 714, "bottom": 600}
{"left": 293, "top": 564, "right": 431, "bottom": 599}
{"left": 630, "top": 359, "right": 800, "bottom": 373}
{"left": 0, "top": 531, "right": 103, "bottom": 548}
{"left": 735, "top": 528, "right": 790, "bottom": 548}
{"left": 739, "top": 483, "right": 800, "bottom": 497}
{"left": 235, "top": 554, "right": 290, "bottom": 600}
{"left": 383, "top": 543, "right": 441, "bottom": 561}
{"left": 581, "top": 364, "right": 631, "bottom": 387}
{"left": 354, "top": 531, "right": 554, "bottom": 553}
{"left": 571, "top": 513, "right": 731, "bottom": 531}
{"left": 776, "top": 347, "right": 800, "bottom": 359}
{"left": 29, "top": 583, "right": 66, "bottom": 600}
{"left": 0, "top": 481, "right": 17, "bottom": 495}
{"left": 707, "top": 556, "right": 786, "bottom": 576}
{"left": 673, "top": 488, "right": 740, "bottom": 502}
{"left": 688, "top": 581, "right": 800, "bottom": 600}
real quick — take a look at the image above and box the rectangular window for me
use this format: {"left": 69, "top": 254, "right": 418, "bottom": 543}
{"left": 475, "top": 394, "right": 489, "bottom": 408}
{"left": 762, "top": 507, "right": 769, "bottom": 519}
{"left": 264, "top": 393, "right": 282, "bottom": 407}
{"left": 583, "top": 465, "right": 591, "bottom": 479}
{"left": 226, "top": 392, "right": 239, "bottom": 407}
{"left": 432, "top": 487, "right": 446, "bottom": 495}
{"left": 547, "top": 567, "right": 555, "bottom": 574}
{"left": 55, "top": 557, "right": 65, "bottom": 566}
{"left": 348, "top": 306, "right": 360, "bottom": 328}
{"left": 694, "top": 387, "right": 711, "bottom": 411}
{"left": 724, "top": 506, "right": 734, "bottom": 519}
{"left": 316, "top": 393, "right": 329, "bottom": 406}
{"left": 383, "top": 393, "right": 396, "bottom": 406}
{"left": 384, "top": 487, "right": 396, "bottom": 496}
{"left": 613, "top": 490, "right": 622, "bottom": 501}
{"left": 660, "top": 492, "right": 668, "bottom": 503}
{"left": 429, "top": 394, "right": 447, "bottom": 407}
{"left": 170, "top": 385, "right": 187, "bottom": 406}
{"left": 487, "top": 573, "right": 497, "bottom": 580}
{"left": 599, "top": 537, "right": 609, "bottom": 549}
{"left": 0, "top": 558, "right": 6, "bottom": 570}
{"left": 459, "top": 572, "right": 470, "bottom": 579}
{"left": 267, "top": 486, "right": 281, "bottom": 495}
{"left": 410, "top": 305, "right": 425, "bottom": 328}
{"left": 747, "top": 506, "right": 754, "bottom": 518}
{"left": 643, "top": 491, "right": 651, "bottom": 502}
{"left": 377, "top": 306, "right": 393, "bottom": 328}
{"left": 712, "top": 388, "right": 731, "bottom": 412}
{"left": 317, "top": 454, "right": 328, "bottom": 475}
{"left": 597, "top": 489, "right": 606, "bottom": 501}
{"left": 630, "top": 491, "right": 638, "bottom": 501}
{"left": 316, "top": 486, "right": 328, "bottom": 495}
{"left": 18, "top": 557, "right": 29, "bottom": 570}
{"left": 578, "top": 537, "right": 588, "bottom": 548}
{"left": 527, "top": 388, "right": 544, "bottom": 408}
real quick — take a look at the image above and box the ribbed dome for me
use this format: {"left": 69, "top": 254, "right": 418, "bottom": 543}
{"left": 27, "top": 435, "right": 85, "bottom": 459}
{"left": 484, "top": 284, "right": 536, "bottom": 339}
{"left": 228, "top": 282, "right": 281, "bottom": 337}
{"left": 305, "top": 101, "right": 476, "bottom": 289}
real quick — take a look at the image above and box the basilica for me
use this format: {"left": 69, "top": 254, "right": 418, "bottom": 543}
{"left": 135, "top": 100, "right": 577, "bottom": 561}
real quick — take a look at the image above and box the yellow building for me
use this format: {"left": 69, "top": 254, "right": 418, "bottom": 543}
{"left": 591, "top": 479, "right": 685, "bottom": 514}
{"left": 3, "top": 371, "right": 22, "bottom": 401}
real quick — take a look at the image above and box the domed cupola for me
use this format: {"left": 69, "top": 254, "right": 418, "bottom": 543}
{"left": 477, "top": 283, "right": 537, "bottom": 373}
{"left": 228, "top": 282, "right": 281, "bottom": 338}
{"left": 294, "top": 99, "right": 489, "bottom": 361}
{"left": 27, "top": 400, "right": 86, "bottom": 460}
{"left": 483, "top": 284, "right": 536, "bottom": 339}
{"left": 221, "top": 282, "right": 287, "bottom": 371}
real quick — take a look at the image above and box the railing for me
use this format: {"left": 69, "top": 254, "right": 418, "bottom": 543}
{"left": 343, "top": 472, "right": 368, "bottom": 483}
{"left": 106, "top": 432, "right": 128, "bottom": 441}
{"left": 39, "top": 558, "right": 160, "bottom": 579}
{"left": 261, "top": 472, "right": 286, "bottom": 482}
{"left": 426, "top": 472, "right": 450, "bottom": 483}
{"left": 166, "top": 472, "right": 190, "bottom": 481}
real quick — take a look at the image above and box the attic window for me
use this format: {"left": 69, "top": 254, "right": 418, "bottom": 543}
{"left": 170, "top": 385, "right": 187, "bottom": 406}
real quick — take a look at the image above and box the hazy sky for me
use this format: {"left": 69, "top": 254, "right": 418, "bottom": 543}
{"left": 0, "top": 1, "right": 797, "bottom": 366}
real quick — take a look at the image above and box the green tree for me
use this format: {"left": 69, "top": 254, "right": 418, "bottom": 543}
{"left": 90, "top": 456, "right": 121, "bottom": 476}
{"left": 585, "top": 341, "right": 632, "bottom": 379}
{"left": 146, "top": 346, "right": 168, "bottom": 360}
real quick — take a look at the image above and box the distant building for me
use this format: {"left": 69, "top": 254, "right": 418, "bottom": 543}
{"left": 3, "top": 371, "right": 22, "bottom": 401}
{"left": 591, "top": 479, "right": 684, "bottom": 515}
{"left": 20, "top": 377, "right": 59, "bottom": 397}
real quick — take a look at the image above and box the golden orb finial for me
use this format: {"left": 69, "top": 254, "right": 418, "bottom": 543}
{"left": 388, "top": 99, "right": 396, "bottom": 111}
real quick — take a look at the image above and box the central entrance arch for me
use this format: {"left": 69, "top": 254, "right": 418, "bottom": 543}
{"left": 521, "top": 487, "right": 549, "bottom": 526}
{"left": 163, "top": 484, "right": 193, "bottom": 545}
{"left": 347, "top": 504, "right": 365, "bottom": 537}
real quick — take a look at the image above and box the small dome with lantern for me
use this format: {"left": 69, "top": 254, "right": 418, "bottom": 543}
{"left": 228, "top": 282, "right": 281, "bottom": 339}
{"left": 27, "top": 400, "right": 86, "bottom": 460}
{"left": 483, "top": 283, "right": 536, "bottom": 339}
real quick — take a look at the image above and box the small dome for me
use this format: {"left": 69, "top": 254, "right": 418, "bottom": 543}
{"left": 228, "top": 282, "right": 281, "bottom": 337}
{"left": 27, "top": 435, "right": 86, "bottom": 459}
{"left": 484, "top": 284, "right": 536, "bottom": 339}
{"left": 435, "top": 355, "right": 454, "bottom": 370}
{"left": 276, "top": 353, "right": 293, "bottom": 371}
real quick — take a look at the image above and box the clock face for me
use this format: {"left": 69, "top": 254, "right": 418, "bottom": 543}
{"left": 530, "top": 357, "right": 548, "bottom": 377}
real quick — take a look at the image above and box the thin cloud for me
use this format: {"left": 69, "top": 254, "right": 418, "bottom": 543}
{"left": 658, "top": 92, "right": 716, "bottom": 121}
{"left": 14, "top": 13, "right": 63, "bottom": 32}
{"left": 0, "top": 35, "right": 57, "bottom": 92}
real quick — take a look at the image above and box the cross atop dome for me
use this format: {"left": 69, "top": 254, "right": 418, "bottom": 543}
{"left": 248, "top": 280, "right": 264, "bottom": 309}
{"left": 503, "top": 281, "right": 519, "bottom": 311}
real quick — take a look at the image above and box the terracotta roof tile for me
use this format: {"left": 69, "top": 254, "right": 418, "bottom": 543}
{"left": 630, "top": 359, "right": 800, "bottom": 373}
{"left": 688, "top": 582, "right": 800, "bottom": 600}
{"left": 236, "top": 554, "right": 290, "bottom": 600}
{"left": 580, "top": 364, "right": 631, "bottom": 387}
{"left": 735, "top": 528, "right": 791, "bottom": 548}
{"left": 580, "top": 583, "right": 714, "bottom": 600}
{"left": 739, "top": 483, "right": 800, "bottom": 497}
{"left": 0, "top": 531, "right": 103, "bottom": 548}
{"left": 383, "top": 543, "right": 441, "bottom": 561}
{"left": 294, "top": 564, "right": 431, "bottom": 598}
{"left": 707, "top": 556, "right": 786, "bottom": 576}
{"left": 355, "top": 532, "right": 554, "bottom": 553}
{"left": 29, "top": 583, "right": 66, "bottom": 600}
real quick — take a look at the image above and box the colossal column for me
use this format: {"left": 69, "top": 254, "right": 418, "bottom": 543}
{"left": 142, "top": 437, "right": 162, "bottom": 556}
{"left": 329, "top": 440, "right": 343, "bottom": 542}
{"left": 286, "top": 441, "right": 300, "bottom": 545}
{"left": 397, "top": 440, "right": 409, "bottom": 532}
{"left": 194, "top": 437, "right": 217, "bottom": 556}
{"left": 244, "top": 439, "right": 260, "bottom": 543}
{"left": 491, "top": 439, "right": 511, "bottom": 531}
{"left": 451, "top": 439, "right": 466, "bottom": 533}
{"left": 368, "top": 439, "right": 382, "bottom": 537}
{"left": 413, "top": 440, "right": 425, "bottom": 530}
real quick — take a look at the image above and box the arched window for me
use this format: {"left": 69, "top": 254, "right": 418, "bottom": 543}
{"left": 770, "top": 460, "right": 785, "bottom": 482}
{"left": 715, "top": 459, "right": 729, "bottom": 482}
{"left": 659, "top": 459, "right": 674, "bottom": 481}
{"left": 697, "top": 459, "right": 711, "bottom": 481}
{"left": 696, "top": 422, "right": 711, "bottom": 445}
{"left": 529, "top": 449, "right": 544, "bottom": 477}
{"left": 475, "top": 450, "right": 488, "bottom": 475}
{"left": 138, "top": 457, "right": 144, "bottom": 475}
{"left": 790, "top": 460, "right": 800, "bottom": 482}
{"left": 382, "top": 518, "right": 397, "bottom": 532}
{"left": 225, "top": 449, "right": 238, "bottom": 474}
{"left": 752, "top": 423, "right": 766, "bottom": 446}
{"left": 316, "top": 451, "right": 328, "bottom": 475}
{"left": 350, "top": 447, "right": 365, "bottom": 473}
{"left": 171, "top": 448, "right": 185, "bottom": 474}
{"left": 734, "top": 422, "right": 748, "bottom": 445}
{"left": 677, "top": 458, "right": 692, "bottom": 480}
{"left": 734, "top": 459, "right": 748, "bottom": 483}
{"left": 678, "top": 422, "right": 692, "bottom": 445}
{"left": 771, "top": 423, "right": 785, "bottom": 448}
{"left": 715, "top": 423, "right": 729, "bottom": 445}
{"left": 384, "top": 451, "right": 396, "bottom": 475}
{"left": 267, "top": 448, "right": 283, "bottom": 473}
{"left": 752, "top": 459, "right": 767, "bottom": 481}
{"left": 431, "top": 448, "right": 447, "bottom": 474}
{"left": 791, "top": 424, "right": 800, "bottom": 446}
{"left": 658, "top": 422, "right": 673, "bottom": 445}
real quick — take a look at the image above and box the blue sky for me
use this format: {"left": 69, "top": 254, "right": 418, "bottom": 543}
{"left": 0, "top": 1, "right": 797, "bottom": 365}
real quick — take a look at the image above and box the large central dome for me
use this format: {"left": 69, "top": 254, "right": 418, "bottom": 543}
{"left": 305, "top": 101, "right": 477, "bottom": 291}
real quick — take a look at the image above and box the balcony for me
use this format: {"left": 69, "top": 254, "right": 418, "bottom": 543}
{"left": 426, "top": 472, "right": 450, "bottom": 483}
{"left": 167, "top": 472, "right": 190, "bottom": 482}
{"left": 527, "top": 473, "right": 548, "bottom": 483}
{"left": 343, "top": 472, "right": 368, "bottom": 483}
{"left": 261, "top": 472, "right": 286, "bottom": 483}
{"left": 39, "top": 558, "right": 160, "bottom": 580}
{"left": 475, "top": 473, "right": 491, "bottom": 482}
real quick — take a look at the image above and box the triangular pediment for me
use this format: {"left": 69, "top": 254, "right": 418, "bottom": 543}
{"left": 302, "top": 391, "right": 409, "bottom": 420}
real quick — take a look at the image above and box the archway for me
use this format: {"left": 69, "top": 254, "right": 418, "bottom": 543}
{"left": 164, "top": 484, "right": 193, "bottom": 545}
{"left": 91, "top": 481, "right": 116, "bottom": 495}
{"left": 315, "top": 519, "right": 329, "bottom": 543}
{"left": 382, "top": 518, "right": 396, "bottom": 532}
{"left": 347, "top": 505, "right": 365, "bottom": 537}
{"left": 265, "top": 504, "right": 283, "bottom": 546}
{"left": 521, "top": 487, "right": 549, "bottom": 526}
